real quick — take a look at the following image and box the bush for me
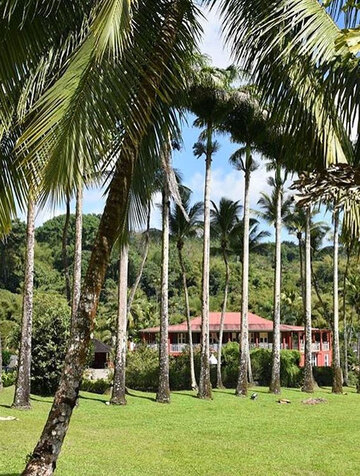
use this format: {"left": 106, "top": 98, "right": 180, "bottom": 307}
{"left": 1, "top": 370, "right": 16, "bottom": 387}
{"left": 126, "top": 345, "right": 159, "bottom": 391}
{"left": 125, "top": 344, "right": 302, "bottom": 390}
{"left": 30, "top": 293, "right": 71, "bottom": 396}
{"left": 312, "top": 366, "right": 333, "bottom": 386}
{"left": 1, "top": 349, "right": 11, "bottom": 367}
{"left": 80, "top": 378, "right": 111, "bottom": 394}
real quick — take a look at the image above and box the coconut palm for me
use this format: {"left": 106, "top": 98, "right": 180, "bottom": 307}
{"left": 170, "top": 188, "right": 203, "bottom": 391}
{"left": 13, "top": 2, "right": 201, "bottom": 471}
{"left": 189, "top": 65, "right": 238, "bottom": 399}
{"left": 210, "top": 197, "right": 241, "bottom": 388}
{"left": 257, "top": 167, "right": 291, "bottom": 394}
{"left": 71, "top": 183, "right": 83, "bottom": 325}
{"left": 229, "top": 145, "right": 259, "bottom": 396}
{"left": 12, "top": 197, "right": 35, "bottom": 410}
{"left": 0, "top": 333, "right": 3, "bottom": 392}
{"left": 230, "top": 218, "right": 270, "bottom": 258}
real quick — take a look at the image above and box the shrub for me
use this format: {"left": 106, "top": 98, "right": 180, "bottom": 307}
{"left": 80, "top": 378, "right": 111, "bottom": 394}
{"left": 126, "top": 345, "right": 159, "bottom": 391}
{"left": 1, "top": 370, "right": 16, "bottom": 387}
{"left": 30, "top": 293, "right": 70, "bottom": 396}
{"left": 312, "top": 366, "right": 333, "bottom": 387}
{"left": 1, "top": 349, "right": 11, "bottom": 367}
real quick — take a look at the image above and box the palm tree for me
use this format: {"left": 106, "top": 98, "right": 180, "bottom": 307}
{"left": 62, "top": 198, "right": 72, "bottom": 304}
{"left": 257, "top": 167, "right": 291, "bottom": 394}
{"left": 230, "top": 218, "right": 270, "bottom": 258}
{"left": 156, "top": 141, "right": 172, "bottom": 404}
{"left": 12, "top": 197, "right": 35, "bottom": 410}
{"left": 189, "top": 65, "right": 237, "bottom": 400}
{"left": 332, "top": 209, "right": 343, "bottom": 393}
{"left": 210, "top": 197, "right": 241, "bottom": 388}
{"left": 170, "top": 188, "right": 203, "bottom": 391}
{"left": 229, "top": 145, "right": 258, "bottom": 396}
{"left": 0, "top": 333, "right": 3, "bottom": 392}
{"left": 17, "top": 2, "right": 200, "bottom": 471}
{"left": 127, "top": 203, "right": 151, "bottom": 313}
{"left": 71, "top": 184, "right": 83, "bottom": 325}
{"left": 111, "top": 241, "right": 129, "bottom": 405}
{"left": 303, "top": 206, "right": 315, "bottom": 393}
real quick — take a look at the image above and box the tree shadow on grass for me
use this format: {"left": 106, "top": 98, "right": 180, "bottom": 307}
{"left": 0, "top": 473, "right": 20, "bottom": 475}
{"left": 30, "top": 396, "right": 52, "bottom": 404}
{"left": 172, "top": 392, "right": 198, "bottom": 399}
{"left": 79, "top": 394, "right": 108, "bottom": 404}
{"left": 0, "top": 404, "right": 12, "bottom": 409}
{"left": 126, "top": 392, "right": 156, "bottom": 402}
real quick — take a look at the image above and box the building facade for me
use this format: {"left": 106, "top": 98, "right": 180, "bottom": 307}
{"left": 140, "top": 312, "right": 332, "bottom": 367}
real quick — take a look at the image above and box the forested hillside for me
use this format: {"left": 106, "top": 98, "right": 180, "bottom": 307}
{"left": 1, "top": 213, "right": 356, "bottom": 352}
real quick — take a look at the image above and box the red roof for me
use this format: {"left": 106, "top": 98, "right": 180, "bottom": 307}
{"left": 140, "top": 312, "right": 305, "bottom": 334}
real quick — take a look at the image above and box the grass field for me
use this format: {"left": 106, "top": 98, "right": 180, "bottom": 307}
{"left": 0, "top": 385, "right": 359, "bottom": 476}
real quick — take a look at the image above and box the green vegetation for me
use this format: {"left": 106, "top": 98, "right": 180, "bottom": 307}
{"left": 1, "top": 386, "right": 360, "bottom": 475}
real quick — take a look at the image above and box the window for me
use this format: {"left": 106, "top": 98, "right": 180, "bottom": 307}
{"left": 311, "top": 353, "right": 317, "bottom": 366}
{"left": 210, "top": 332, "right": 218, "bottom": 344}
{"left": 178, "top": 333, "right": 186, "bottom": 344}
{"left": 259, "top": 333, "right": 268, "bottom": 343}
{"left": 231, "top": 332, "right": 237, "bottom": 342}
{"left": 324, "top": 354, "right": 329, "bottom": 367}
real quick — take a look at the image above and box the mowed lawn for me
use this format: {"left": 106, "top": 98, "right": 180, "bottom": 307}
{"left": 1, "top": 386, "right": 360, "bottom": 476}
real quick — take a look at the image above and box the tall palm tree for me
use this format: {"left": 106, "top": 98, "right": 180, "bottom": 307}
{"left": 156, "top": 141, "right": 172, "bottom": 404}
{"left": 230, "top": 218, "right": 270, "bottom": 258}
{"left": 332, "top": 209, "right": 343, "bottom": 393}
{"left": 170, "top": 188, "right": 203, "bottom": 391}
{"left": 12, "top": 197, "right": 35, "bottom": 410}
{"left": 17, "top": 1, "right": 200, "bottom": 471}
{"left": 189, "top": 65, "right": 237, "bottom": 399}
{"left": 111, "top": 241, "right": 129, "bottom": 405}
{"left": 0, "top": 333, "right": 3, "bottom": 392}
{"left": 71, "top": 184, "right": 83, "bottom": 325}
{"left": 257, "top": 167, "right": 291, "bottom": 394}
{"left": 303, "top": 206, "right": 315, "bottom": 393}
{"left": 62, "top": 198, "right": 72, "bottom": 304}
{"left": 210, "top": 197, "right": 241, "bottom": 388}
{"left": 229, "top": 145, "right": 258, "bottom": 396}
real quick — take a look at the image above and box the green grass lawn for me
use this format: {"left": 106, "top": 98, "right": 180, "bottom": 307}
{"left": 1, "top": 385, "right": 359, "bottom": 475}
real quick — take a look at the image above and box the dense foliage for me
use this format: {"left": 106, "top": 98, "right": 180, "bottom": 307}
{"left": 1, "top": 213, "right": 358, "bottom": 360}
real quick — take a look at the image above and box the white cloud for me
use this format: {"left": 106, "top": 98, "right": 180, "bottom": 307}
{"left": 198, "top": 6, "right": 232, "bottom": 68}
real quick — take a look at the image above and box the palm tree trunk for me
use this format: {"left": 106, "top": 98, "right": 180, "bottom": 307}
{"left": 178, "top": 245, "right": 197, "bottom": 391}
{"left": 0, "top": 332, "right": 3, "bottom": 392}
{"left": 332, "top": 210, "right": 343, "bottom": 394}
{"left": 270, "top": 185, "right": 282, "bottom": 394}
{"left": 302, "top": 206, "right": 314, "bottom": 393}
{"left": 198, "top": 122, "right": 212, "bottom": 400}
{"left": 127, "top": 203, "right": 151, "bottom": 312}
{"left": 22, "top": 4, "right": 186, "bottom": 472}
{"left": 311, "top": 262, "right": 327, "bottom": 317}
{"left": 62, "top": 198, "right": 72, "bottom": 304}
{"left": 111, "top": 243, "right": 129, "bottom": 405}
{"left": 298, "top": 234, "right": 305, "bottom": 310}
{"left": 216, "top": 250, "right": 229, "bottom": 389}
{"left": 71, "top": 185, "right": 83, "bottom": 324}
{"left": 156, "top": 159, "right": 171, "bottom": 404}
{"left": 342, "top": 247, "right": 351, "bottom": 386}
{"left": 236, "top": 151, "right": 251, "bottom": 397}
{"left": 12, "top": 197, "right": 35, "bottom": 409}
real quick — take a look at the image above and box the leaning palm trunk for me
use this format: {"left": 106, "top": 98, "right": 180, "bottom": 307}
{"left": 12, "top": 197, "right": 35, "bottom": 410}
{"left": 157, "top": 159, "right": 171, "bottom": 404}
{"left": 71, "top": 185, "right": 83, "bottom": 324}
{"left": 236, "top": 156, "right": 250, "bottom": 397}
{"left": 302, "top": 206, "right": 314, "bottom": 393}
{"left": 198, "top": 124, "right": 212, "bottom": 400}
{"left": 62, "top": 198, "right": 72, "bottom": 304}
{"left": 128, "top": 203, "right": 151, "bottom": 312}
{"left": 22, "top": 7, "right": 184, "bottom": 470}
{"left": 178, "top": 245, "right": 197, "bottom": 391}
{"left": 111, "top": 243, "right": 129, "bottom": 405}
{"left": 216, "top": 251, "right": 229, "bottom": 388}
{"left": 332, "top": 210, "right": 343, "bottom": 393}
{"left": 270, "top": 186, "right": 282, "bottom": 394}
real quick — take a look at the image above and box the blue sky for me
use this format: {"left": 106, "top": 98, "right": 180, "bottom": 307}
{"left": 34, "top": 6, "right": 331, "bottom": 243}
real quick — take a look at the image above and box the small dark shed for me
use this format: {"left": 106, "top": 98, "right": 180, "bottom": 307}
{"left": 91, "top": 339, "right": 112, "bottom": 369}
